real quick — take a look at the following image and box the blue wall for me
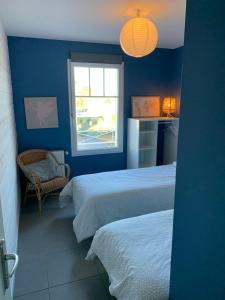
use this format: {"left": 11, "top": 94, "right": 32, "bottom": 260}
{"left": 170, "top": 1, "right": 225, "bottom": 299}
{"left": 8, "top": 37, "right": 182, "bottom": 176}
{"left": 171, "top": 47, "right": 183, "bottom": 114}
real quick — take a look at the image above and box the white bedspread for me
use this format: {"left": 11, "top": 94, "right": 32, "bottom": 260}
{"left": 87, "top": 210, "right": 173, "bottom": 300}
{"left": 60, "top": 164, "right": 176, "bottom": 242}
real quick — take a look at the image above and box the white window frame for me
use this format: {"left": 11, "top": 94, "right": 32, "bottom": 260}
{"left": 68, "top": 60, "right": 124, "bottom": 157}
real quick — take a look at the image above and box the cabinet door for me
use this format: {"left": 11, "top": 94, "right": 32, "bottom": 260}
{"left": 127, "top": 119, "right": 140, "bottom": 168}
{"left": 0, "top": 198, "right": 16, "bottom": 300}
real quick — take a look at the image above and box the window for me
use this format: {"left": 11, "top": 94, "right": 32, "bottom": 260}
{"left": 69, "top": 61, "right": 124, "bottom": 156}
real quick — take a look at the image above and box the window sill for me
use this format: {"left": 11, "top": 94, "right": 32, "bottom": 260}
{"left": 71, "top": 147, "right": 123, "bottom": 157}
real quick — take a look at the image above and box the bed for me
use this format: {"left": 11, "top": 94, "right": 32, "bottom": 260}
{"left": 60, "top": 164, "right": 176, "bottom": 242}
{"left": 87, "top": 209, "right": 173, "bottom": 300}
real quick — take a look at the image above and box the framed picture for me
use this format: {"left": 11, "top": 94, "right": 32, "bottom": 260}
{"left": 24, "top": 97, "right": 59, "bottom": 129}
{"left": 131, "top": 96, "right": 161, "bottom": 118}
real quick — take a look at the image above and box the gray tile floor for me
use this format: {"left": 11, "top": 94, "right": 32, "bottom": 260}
{"left": 14, "top": 197, "right": 114, "bottom": 300}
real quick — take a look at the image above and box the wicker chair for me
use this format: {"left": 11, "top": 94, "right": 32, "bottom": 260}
{"left": 17, "top": 149, "right": 71, "bottom": 212}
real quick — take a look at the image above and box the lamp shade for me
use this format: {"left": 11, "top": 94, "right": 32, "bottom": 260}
{"left": 163, "top": 97, "right": 177, "bottom": 114}
{"left": 120, "top": 17, "right": 158, "bottom": 58}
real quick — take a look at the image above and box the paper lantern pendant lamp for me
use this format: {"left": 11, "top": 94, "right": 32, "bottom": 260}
{"left": 120, "top": 13, "right": 158, "bottom": 58}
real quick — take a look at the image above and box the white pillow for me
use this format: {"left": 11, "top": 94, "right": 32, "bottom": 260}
{"left": 26, "top": 159, "right": 52, "bottom": 182}
{"left": 26, "top": 155, "right": 62, "bottom": 183}
{"left": 47, "top": 154, "right": 62, "bottom": 178}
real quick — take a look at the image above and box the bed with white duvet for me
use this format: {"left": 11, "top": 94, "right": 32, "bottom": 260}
{"left": 87, "top": 209, "right": 173, "bottom": 300}
{"left": 60, "top": 164, "right": 176, "bottom": 242}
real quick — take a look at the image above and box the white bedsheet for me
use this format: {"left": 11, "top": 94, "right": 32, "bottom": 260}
{"left": 87, "top": 210, "right": 173, "bottom": 300}
{"left": 60, "top": 164, "right": 176, "bottom": 242}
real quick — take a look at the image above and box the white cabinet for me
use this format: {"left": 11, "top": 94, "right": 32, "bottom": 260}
{"left": 127, "top": 117, "right": 179, "bottom": 169}
{"left": 127, "top": 118, "right": 158, "bottom": 169}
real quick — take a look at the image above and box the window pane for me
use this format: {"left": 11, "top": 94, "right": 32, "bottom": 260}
{"left": 74, "top": 67, "right": 89, "bottom": 96}
{"left": 90, "top": 68, "right": 104, "bottom": 96}
{"left": 75, "top": 97, "right": 118, "bottom": 151}
{"left": 104, "top": 68, "right": 118, "bottom": 96}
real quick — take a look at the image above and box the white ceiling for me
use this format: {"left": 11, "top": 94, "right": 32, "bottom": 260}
{"left": 0, "top": 0, "right": 186, "bottom": 49}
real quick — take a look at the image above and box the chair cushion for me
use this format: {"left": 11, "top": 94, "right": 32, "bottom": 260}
{"left": 26, "top": 155, "right": 62, "bottom": 183}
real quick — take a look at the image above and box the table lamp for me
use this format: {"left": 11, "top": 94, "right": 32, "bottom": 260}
{"left": 162, "top": 97, "right": 176, "bottom": 117}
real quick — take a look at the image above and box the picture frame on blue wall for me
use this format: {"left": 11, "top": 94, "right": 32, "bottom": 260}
{"left": 24, "top": 97, "right": 59, "bottom": 129}
{"left": 131, "top": 96, "right": 161, "bottom": 118}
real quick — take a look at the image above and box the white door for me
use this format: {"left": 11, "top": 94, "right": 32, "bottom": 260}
{"left": 0, "top": 198, "right": 18, "bottom": 300}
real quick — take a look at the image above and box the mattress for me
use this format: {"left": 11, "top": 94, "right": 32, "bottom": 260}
{"left": 87, "top": 209, "right": 173, "bottom": 300}
{"left": 60, "top": 164, "right": 176, "bottom": 242}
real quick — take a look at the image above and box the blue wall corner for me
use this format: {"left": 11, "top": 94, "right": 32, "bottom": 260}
{"left": 8, "top": 37, "right": 182, "bottom": 176}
